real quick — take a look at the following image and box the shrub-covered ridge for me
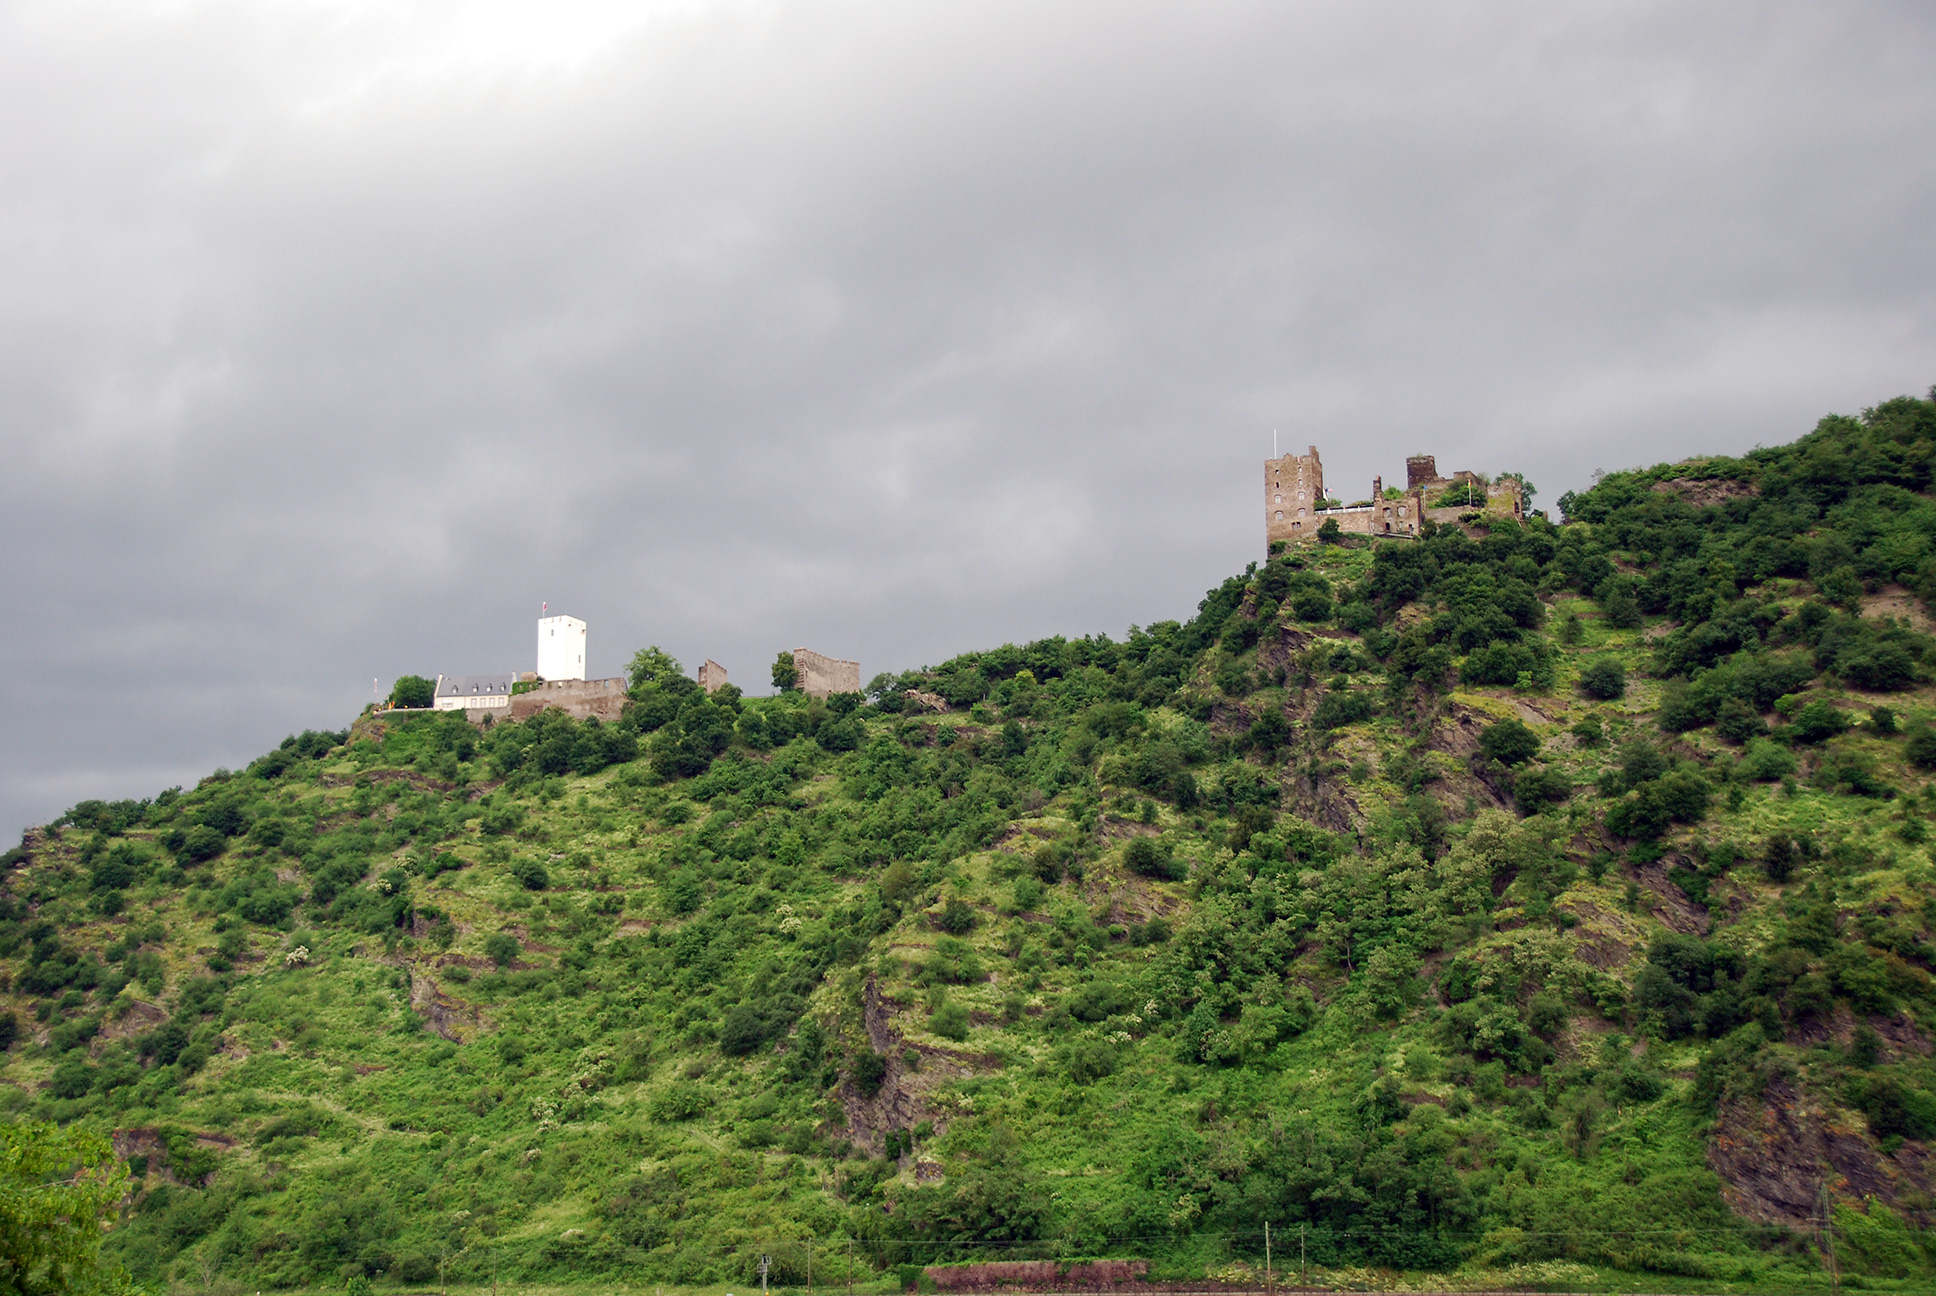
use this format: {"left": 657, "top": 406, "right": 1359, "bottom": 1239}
{"left": 6, "top": 391, "right": 1936, "bottom": 1291}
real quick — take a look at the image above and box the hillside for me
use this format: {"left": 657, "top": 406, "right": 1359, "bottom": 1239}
{"left": 9, "top": 391, "right": 1936, "bottom": 1293}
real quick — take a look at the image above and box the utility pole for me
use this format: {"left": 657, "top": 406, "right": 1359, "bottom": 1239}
{"left": 760, "top": 1254, "right": 772, "bottom": 1296}
{"left": 1264, "top": 1222, "right": 1272, "bottom": 1296}
{"left": 847, "top": 1240, "right": 853, "bottom": 1296}
{"left": 1819, "top": 1183, "right": 1840, "bottom": 1296}
{"left": 1299, "top": 1226, "right": 1306, "bottom": 1288}
{"left": 807, "top": 1233, "right": 813, "bottom": 1296}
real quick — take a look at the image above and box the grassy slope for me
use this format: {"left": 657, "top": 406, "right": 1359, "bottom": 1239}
{"left": 10, "top": 395, "right": 1936, "bottom": 1294}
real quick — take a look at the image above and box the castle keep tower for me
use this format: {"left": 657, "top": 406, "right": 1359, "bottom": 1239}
{"left": 1265, "top": 445, "right": 1324, "bottom": 547}
{"left": 537, "top": 614, "right": 587, "bottom": 681}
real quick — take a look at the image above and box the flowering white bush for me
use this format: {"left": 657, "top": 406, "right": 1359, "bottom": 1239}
{"left": 284, "top": 946, "right": 310, "bottom": 966}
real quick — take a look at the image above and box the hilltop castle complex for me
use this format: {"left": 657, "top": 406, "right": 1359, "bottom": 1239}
{"left": 1265, "top": 446, "right": 1523, "bottom": 550}
{"left": 420, "top": 613, "right": 859, "bottom": 726}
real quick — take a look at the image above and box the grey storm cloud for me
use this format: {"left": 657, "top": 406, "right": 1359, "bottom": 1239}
{"left": 2, "top": 0, "right": 1934, "bottom": 836}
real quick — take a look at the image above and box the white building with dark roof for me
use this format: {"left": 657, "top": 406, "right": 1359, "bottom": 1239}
{"left": 433, "top": 673, "right": 515, "bottom": 712}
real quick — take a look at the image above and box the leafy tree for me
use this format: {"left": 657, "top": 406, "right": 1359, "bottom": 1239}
{"left": 1248, "top": 709, "right": 1289, "bottom": 753}
{"left": 1578, "top": 656, "right": 1626, "bottom": 700}
{"left": 1478, "top": 719, "right": 1540, "bottom": 766}
{"left": 933, "top": 898, "right": 976, "bottom": 934}
{"left": 1787, "top": 699, "right": 1852, "bottom": 744}
{"left": 0, "top": 1122, "right": 131, "bottom": 1296}
{"left": 389, "top": 675, "right": 435, "bottom": 709}
{"left": 1715, "top": 697, "right": 1763, "bottom": 744}
{"left": 175, "top": 826, "right": 225, "bottom": 863}
{"left": 771, "top": 652, "right": 799, "bottom": 692}
{"left": 1514, "top": 766, "right": 1572, "bottom": 814}
{"left": 626, "top": 645, "right": 683, "bottom": 692}
{"left": 1595, "top": 577, "right": 1643, "bottom": 629}
{"left": 1123, "top": 837, "right": 1185, "bottom": 880}
{"left": 1908, "top": 725, "right": 1936, "bottom": 768}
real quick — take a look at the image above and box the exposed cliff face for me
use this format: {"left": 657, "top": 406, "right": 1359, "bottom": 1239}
{"left": 837, "top": 976, "right": 994, "bottom": 1158}
{"left": 1708, "top": 1075, "right": 1927, "bottom": 1228}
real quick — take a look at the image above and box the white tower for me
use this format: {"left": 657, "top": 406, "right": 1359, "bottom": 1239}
{"left": 537, "top": 614, "right": 587, "bottom": 681}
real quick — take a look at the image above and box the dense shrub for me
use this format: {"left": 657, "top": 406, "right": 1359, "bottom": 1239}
{"left": 1122, "top": 836, "right": 1185, "bottom": 880}
{"left": 1578, "top": 656, "right": 1626, "bottom": 700}
{"left": 1479, "top": 719, "right": 1540, "bottom": 767}
{"left": 1513, "top": 766, "right": 1572, "bottom": 814}
{"left": 1312, "top": 690, "right": 1377, "bottom": 731}
{"left": 851, "top": 1050, "right": 887, "bottom": 1096}
{"left": 1787, "top": 700, "right": 1853, "bottom": 744}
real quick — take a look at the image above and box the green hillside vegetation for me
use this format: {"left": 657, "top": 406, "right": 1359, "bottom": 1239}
{"left": 7, "top": 391, "right": 1936, "bottom": 1293}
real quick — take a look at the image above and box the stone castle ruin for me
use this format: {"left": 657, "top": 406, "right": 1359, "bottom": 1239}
{"left": 793, "top": 647, "right": 861, "bottom": 698}
{"left": 1265, "top": 445, "right": 1522, "bottom": 551}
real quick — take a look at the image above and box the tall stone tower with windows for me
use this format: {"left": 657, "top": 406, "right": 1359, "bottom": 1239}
{"left": 1265, "top": 445, "right": 1324, "bottom": 547}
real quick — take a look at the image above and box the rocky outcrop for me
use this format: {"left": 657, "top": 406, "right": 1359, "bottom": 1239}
{"left": 1708, "top": 1075, "right": 1933, "bottom": 1229}
{"left": 1651, "top": 476, "right": 1759, "bottom": 507}
{"left": 838, "top": 977, "right": 1001, "bottom": 1157}
{"left": 408, "top": 969, "right": 488, "bottom": 1043}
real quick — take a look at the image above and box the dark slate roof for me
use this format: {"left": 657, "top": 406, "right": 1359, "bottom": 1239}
{"left": 435, "top": 673, "right": 515, "bottom": 698}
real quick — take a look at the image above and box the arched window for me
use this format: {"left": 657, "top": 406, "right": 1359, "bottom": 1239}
{"left": 1275, "top": 510, "right": 1283, "bottom": 520}
{"left": 1297, "top": 508, "right": 1306, "bottom": 518}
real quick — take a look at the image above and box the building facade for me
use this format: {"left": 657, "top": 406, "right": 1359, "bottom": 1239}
{"left": 537, "top": 614, "right": 587, "bottom": 681}
{"left": 433, "top": 673, "right": 514, "bottom": 712}
{"left": 697, "top": 660, "right": 730, "bottom": 693}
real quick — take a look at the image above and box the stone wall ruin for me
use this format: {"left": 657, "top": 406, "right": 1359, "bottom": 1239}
{"left": 793, "top": 647, "right": 861, "bottom": 698}
{"left": 1270, "top": 444, "right": 1522, "bottom": 551}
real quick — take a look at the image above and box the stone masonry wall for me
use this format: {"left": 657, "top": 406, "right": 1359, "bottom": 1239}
{"left": 501, "top": 677, "right": 629, "bottom": 723}
{"left": 1265, "top": 445, "right": 1325, "bottom": 547}
{"left": 793, "top": 648, "right": 861, "bottom": 698}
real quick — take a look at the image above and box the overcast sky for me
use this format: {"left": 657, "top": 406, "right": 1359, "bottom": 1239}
{"left": 3, "top": 0, "right": 1933, "bottom": 838}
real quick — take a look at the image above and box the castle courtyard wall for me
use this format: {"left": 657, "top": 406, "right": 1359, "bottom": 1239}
{"left": 501, "top": 677, "right": 629, "bottom": 723}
